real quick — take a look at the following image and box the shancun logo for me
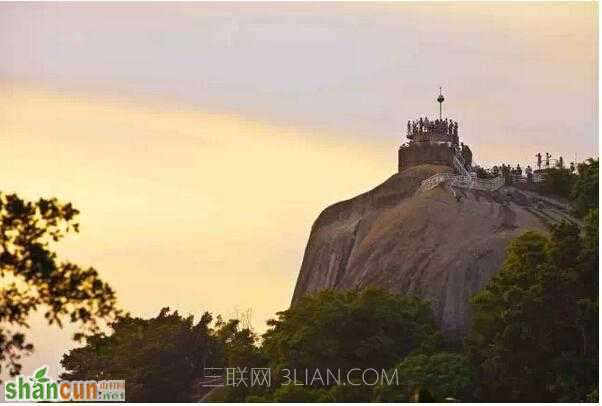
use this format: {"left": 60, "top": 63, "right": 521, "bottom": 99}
{"left": 4, "top": 366, "right": 125, "bottom": 402}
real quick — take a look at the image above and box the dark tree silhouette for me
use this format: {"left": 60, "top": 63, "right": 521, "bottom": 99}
{"left": 0, "top": 192, "right": 120, "bottom": 379}
{"left": 61, "top": 308, "right": 261, "bottom": 402}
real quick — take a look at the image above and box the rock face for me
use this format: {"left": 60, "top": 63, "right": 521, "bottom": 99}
{"left": 292, "top": 164, "right": 577, "bottom": 334}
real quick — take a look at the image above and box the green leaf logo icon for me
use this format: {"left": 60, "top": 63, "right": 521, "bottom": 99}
{"left": 34, "top": 367, "right": 48, "bottom": 381}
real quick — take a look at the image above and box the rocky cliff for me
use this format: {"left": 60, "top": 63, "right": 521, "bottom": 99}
{"left": 292, "top": 164, "right": 577, "bottom": 334}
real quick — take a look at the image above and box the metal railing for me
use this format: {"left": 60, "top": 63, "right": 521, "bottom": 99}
{"left": 417, "top": 172, "right": 455, "bottom": 193}
{"left": 453, "top": 154, "right": 470, "bottom": 177}
{"left": 417, "top": 173, "right": 505, "bottom": 194}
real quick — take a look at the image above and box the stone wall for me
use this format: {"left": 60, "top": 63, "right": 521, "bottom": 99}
{"left": 398, "top": 143, "right": 455, "bottom": 172}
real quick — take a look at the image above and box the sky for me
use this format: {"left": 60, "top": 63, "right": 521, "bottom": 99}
{"left": 0, "top": 2, "right": 598, "bottom": 380}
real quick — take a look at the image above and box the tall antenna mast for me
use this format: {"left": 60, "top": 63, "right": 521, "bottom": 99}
{"left": 437, "top": 87, "right": 445, "bottom": 120}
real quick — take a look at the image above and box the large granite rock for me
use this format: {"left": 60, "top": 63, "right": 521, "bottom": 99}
{"left": 292, "top": 164, "right": 576, "bottom": 334}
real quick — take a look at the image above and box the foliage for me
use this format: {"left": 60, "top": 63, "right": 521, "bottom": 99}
{"left": 214, "top": 316, "right": 265, "bottom": 370}
{"left": 270, "top": 384, "right": 326, "bottom": 402}
{"left": 61, "top": 307, "right": 261, "bottom": 402}
{"left": 316, "top": 381, "right": 374, "bottom": 402}
{"left": 205, "top": 288, "right": 445, "bottom": 402}
{"left": 572, "top": 158, "right": 599, "bottom": 218}
{"left": 203, "top": 316, "right": 268, "bottom": 402}
{"left": 469, "top": 214, "right": 598, "bottom": 402}
{"left": 243, "top": 381, "right": 373, "bottom": 402}
{"left": 539, "top": 166, "right": 576, "bottom": 198}
{"left": 262, "top": 288, "right": 441, "bottom": 378}
{"left": 473, "top": 165, "right": 494, "bottom": 179}
{"left": 375, "top": 352, "right": 475, "bottom": 402}
{"left": 0, "top": 192, "right": 120, "bottom": 379}
{"left": 61, "top": 308, "right": 220, "bottom": 402}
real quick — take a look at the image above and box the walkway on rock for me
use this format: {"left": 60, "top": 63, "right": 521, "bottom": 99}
{"left": 417, "top": 172, "right": 505, "bottom": 194}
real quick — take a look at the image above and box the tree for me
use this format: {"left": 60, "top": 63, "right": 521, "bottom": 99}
{"left": 61, "top": 308, "right": 222, "bottom": 402}
{"left": 62, "top": 308, "right": 264, "bottom": 402}
{"left": 375, "top": 352, "right": 475, "bottom": 402}
{"left": 207, "top": 316, "right": 268, "bottom": 402}
{"left": 317, "top": 381, "right": 374, "bottom": 402}
{"left": 270, "top": 384, "right": 326, "bottom": 402}
{"left": 232, "top": 288, "right": 446, "bottom": 402}
{"left": 572, "top": 158, "right": 598, "bottom": 218}
{"left": 539, "top": 166, "right": 576, "bottom": 198}
{"left": 0, "top": 192, "right": 119, "bottom": 379}
{"left": 262, "top": 288, "right": 441, "bottom": 382}
{"left": 214, "top": 316, "right": 264, "bottom": 370}
{"left": 473, "top": 165, "right": 493, "bottom": 179}
{"left": 469, "top": 216, "right": 598, "bottom": 402}
{"left": 212, "top": 289, "right": 441, "bottom": 402}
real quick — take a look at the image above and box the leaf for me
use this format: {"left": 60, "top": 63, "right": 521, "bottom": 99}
{"left": 35, "top": 367, "right": 47, "bottom": 380}
{"left": 37, "top": 377, "right": 50, "bottom": 383}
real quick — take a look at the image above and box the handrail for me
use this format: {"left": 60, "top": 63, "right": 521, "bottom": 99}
{"left": 417, "top": 173, "right": 504, "bottom": 194}
{"left": 453, "top": 154, "right": 469, "bottom": 177}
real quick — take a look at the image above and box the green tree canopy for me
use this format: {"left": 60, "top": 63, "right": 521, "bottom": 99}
{"left": 213, "top": 316, "right": 264, "bottom": 369}
{"left": 540, "top": 166, "right": 576, "bottom": 198}
{"left": 0, "top": 192, "right": 120, "bottom": 378}
{"left": 469, "top": 213, "right": 598, "bottom": 402}
{"left": 572, "top": 158, "right": 599, "bottom": 218}
{"left": 262, "top": 288, "right": 441, "bottom": 378}
{"left": 61, "top": 308, "right": 222, "bottom": 402}
{"left": 61, "top": 308, "right": 261, "bottom": 402}
{"left": 375, "top": 352, "right": 475, "bottom": 402}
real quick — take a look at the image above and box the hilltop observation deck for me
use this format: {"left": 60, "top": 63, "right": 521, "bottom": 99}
{"left": 398, "top": 90, "right": 472, "bottom": 174}
{"left": 407, "top": 117, "right": 459, "bottom": 144}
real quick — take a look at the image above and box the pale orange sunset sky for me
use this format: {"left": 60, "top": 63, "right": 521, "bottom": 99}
{"left": 0, "top": 2, "right": 598, "bottom": 379}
